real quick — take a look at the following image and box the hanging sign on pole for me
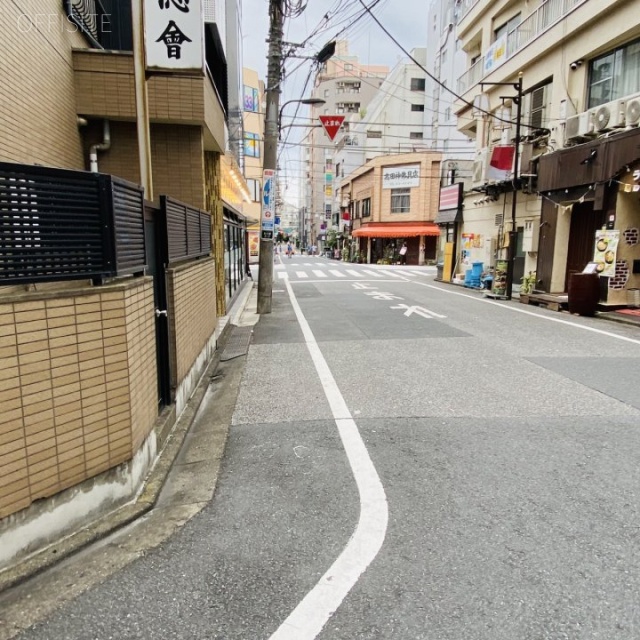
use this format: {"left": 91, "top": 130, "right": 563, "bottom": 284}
{"left": 319, "top": 115, "right": 345, "bottom": 141}
{"left": 261, "top": 169, "right": 275, "bottom": 240}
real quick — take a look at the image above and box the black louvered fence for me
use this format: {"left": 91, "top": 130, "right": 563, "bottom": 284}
{"left": 161, "top": 196, "right": 212, "bottom": 263}
{"left": 0, "top": 162, "right": 146, "bottom": 285}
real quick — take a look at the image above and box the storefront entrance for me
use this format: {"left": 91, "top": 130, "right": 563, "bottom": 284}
{"left": 565, "top": 202, "right": 604, "bottom": 291}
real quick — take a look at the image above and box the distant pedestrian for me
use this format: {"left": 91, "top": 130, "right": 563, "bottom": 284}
{"left": 399, "top": 242, "right": 408, "bottom": 265}
{"left": 286, "top": 242, "right": 293, "bottom": 258}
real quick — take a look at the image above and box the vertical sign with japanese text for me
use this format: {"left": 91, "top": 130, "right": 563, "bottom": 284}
{"left": 145, "top": 0, "right": 204, "bottom": 71}
{"left": 261, "top": 169, "right": 275, "bottom": 240}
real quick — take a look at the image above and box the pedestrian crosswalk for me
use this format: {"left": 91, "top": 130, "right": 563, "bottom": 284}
{"left": 275, "top": 262, "right": 436, "bottom": 282}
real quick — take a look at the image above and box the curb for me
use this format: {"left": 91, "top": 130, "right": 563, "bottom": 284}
{"left": 0, "top": 280, "right": 255, "bottom": 595}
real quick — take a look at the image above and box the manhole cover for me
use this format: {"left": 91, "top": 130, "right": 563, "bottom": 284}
{"left": 220, "top": 326, "right": 253, "bottom": 361}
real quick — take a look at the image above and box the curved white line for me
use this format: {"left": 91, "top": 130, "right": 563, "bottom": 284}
{"left": 268, "top": 280, "right": 389, "bottom": 640}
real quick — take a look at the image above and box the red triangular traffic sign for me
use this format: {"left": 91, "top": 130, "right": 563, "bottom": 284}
{"left": 319, "top": 115, "right": 345, "bottom": 141}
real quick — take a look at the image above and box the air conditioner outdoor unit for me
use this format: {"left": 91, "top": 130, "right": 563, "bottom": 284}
{"left": 565, "top": 111, "right": 594, "bottom": 143}
{"left": 472, "top": 148, "right": 488, "bottom": 188}
{"left": 592, "top": 100, "right": 626, "bottom": 132}
{"left": 626, "top": 93, "right": 640, "bottom": 126}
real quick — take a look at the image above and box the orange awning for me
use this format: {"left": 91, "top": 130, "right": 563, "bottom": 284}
{"left": 352, "top": 223, "right": 440, "bottom": 238}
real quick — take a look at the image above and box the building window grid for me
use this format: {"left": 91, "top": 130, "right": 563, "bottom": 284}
{"left": 362, "top": 198, "right": 371, "bottom": 217}
{"left": 588, "top": 38, "right": 640, "bottom": 109}
{"left": 390, "top": 189, "right": 410, "bottom": 213}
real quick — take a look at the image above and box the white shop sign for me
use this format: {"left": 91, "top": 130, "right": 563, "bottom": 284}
{"left": 382, "top": 164, "right": 420, "bottom": 189}
{"left": 145, "top": 0, "right": 205, "bottom": 71}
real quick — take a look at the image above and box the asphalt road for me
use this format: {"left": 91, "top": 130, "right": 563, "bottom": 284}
{"left": 4, "top": 255, "right": 640, "bottom": 639}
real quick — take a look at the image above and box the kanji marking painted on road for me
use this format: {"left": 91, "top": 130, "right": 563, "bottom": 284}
{"left": 390, "top": 304, "right": 446, "bottom": 319}
{"left": 352, "top": 283, "right": 376, "bottom": 290}
{"left": 365, "top": 291, "right": 404, "bottom": 301}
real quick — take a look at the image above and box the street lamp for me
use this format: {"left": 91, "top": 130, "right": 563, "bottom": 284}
{"left": 479, "top": 72, "right": 523, "bottom": 300}
{"left": 278, "top": 98, "right": 325, "bottom": 139}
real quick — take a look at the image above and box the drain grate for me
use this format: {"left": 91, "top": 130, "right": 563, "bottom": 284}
{"left": 220, "top": 326, "right": 253, "bottom": 361}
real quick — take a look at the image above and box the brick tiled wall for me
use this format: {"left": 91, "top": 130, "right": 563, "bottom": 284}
{"left": 0, "top": 1, "right": 87, "bottom": 167}
{"left": 0, "top": 279, "right": 158, "bottom": 520}
{"left": 166, "top": 259, "right": 217, "bottom": 392}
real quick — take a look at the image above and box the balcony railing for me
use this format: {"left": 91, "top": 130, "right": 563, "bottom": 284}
{"left": 457, "top": 0, "right": 587, "bottom": 94}
{"left": 454, "top": 0, "right": 481, "bottom": 25}
{"left": 458, "top": 56, "right": 485, "bottom": 94}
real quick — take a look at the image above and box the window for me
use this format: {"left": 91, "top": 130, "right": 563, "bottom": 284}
{"left": 362, "top": 198, "right": 371, "bottom": 217}
{"left": 410, "top": 132, "right": 424, "bottom": 139}
{"left": 345, "top": 63, "right": 353, "bottom": 71}
{"left": 247, "top": 178, "right": 261, "bottom": 202}
{"left": 324, "top": 89, "right": 330, "bottom": 97}
{"left": 243, "top": 132, "right": 260, "bottom": 158}
{"left": 410, "top": 78, "right": 426, "bottom": 91}
{"left": 444, "top": 107, "right": 451, "bottom": 121}
{"left": 494, "top": 13, "right": 521, "bottom": 40}
{"left": 588, "top": 38, "right": 640, "bottom": 108}
{"left": 411, "top": 104, "right": 425, "bottom": 112}
{"left": 528, "top": 84, "right": 549, "bottom": 128}
{"left": 390, "top": 189, "right": 410, "bottom": 213}
{"left": 355, "top": 200, "right": 361, "bottom": 218}
{"left": 367, "top": 130, "right": 382, "bottom": 138}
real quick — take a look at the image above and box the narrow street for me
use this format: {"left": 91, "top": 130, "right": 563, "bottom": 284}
{"left": 3, "top": 256, "right": 640, "bottom": 640}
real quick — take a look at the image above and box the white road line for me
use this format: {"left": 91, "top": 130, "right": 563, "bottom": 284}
{"left": 415, "top": 281, "right": 640, "bottom": 346}
{"left": 345, "top": 269, "right": 362, "bottom": 278}
{"left": 361, "top": 270, "right": 383, "bottom": 278}
{"left": 270, "top": 281, "right": 388, "bottom": 640}
{"left": 393, "top": 269, "right": 416, "bottom": 276}
{"left": 312, "top": 270, "right": 327, "bottom": 278}
{"left": 277, "top": 272, "right": 288, "bottom": 280}
{"left": 407, "top": 270, "right": 427, "bottom": 276}
{"left": 329, "top": 270, "right": 346, "bottom": 278}
{"left": 290, "top": 279, "right": 402, "bottom": 284}
{"left": 385, "top": 271, "right": 409, "bottom": 279}
{"left": 296, "top": 271, "right": 309, "bottom": 279}
{"left": 314, "top": 262, "right": 325, "bottom": 266}
{"left": 304, "top": 262, "right": 313, "bottom": 266}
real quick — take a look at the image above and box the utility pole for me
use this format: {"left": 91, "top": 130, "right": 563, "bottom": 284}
{"left": 505, "top": 73, "right": 523, "bottom": 300}
{"left": 257, "top": 0, "right": 284, "bottom": 314}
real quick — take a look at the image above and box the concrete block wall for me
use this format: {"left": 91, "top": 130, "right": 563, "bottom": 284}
{"left": 166, "top": 258, "right": 217, "bottom": 394}
{"left": 0, "top": 279, "right": 158, "bottom": 520}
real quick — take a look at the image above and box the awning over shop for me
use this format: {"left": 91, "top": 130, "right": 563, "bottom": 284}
{"left": 352, "top": 223, "right": 439, "bottom": 238}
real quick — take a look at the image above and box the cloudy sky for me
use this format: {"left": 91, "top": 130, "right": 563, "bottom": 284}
{"left": 241, "top": 0, "right": 430, "bottom": 203}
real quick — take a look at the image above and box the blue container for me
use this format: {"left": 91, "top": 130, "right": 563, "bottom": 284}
{"left": 472, "top": 262, "right": 484, "bottom": 278}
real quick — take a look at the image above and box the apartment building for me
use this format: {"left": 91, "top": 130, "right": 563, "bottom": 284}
{"left": 303, "top": 41, "right": 388, "bottom": 248}
{"left": 453, "top": 0, "right": 640, "bottom": 304}
{"left": 332, "top": 49, "right": 429, "bottom": 237}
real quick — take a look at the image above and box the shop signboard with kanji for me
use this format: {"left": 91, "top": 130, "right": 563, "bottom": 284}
{"left": 382, "top": 164, "right": 420, "bottom": 189}
{"left": 145, "top": 0, "right": 204, "bottom": 71}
